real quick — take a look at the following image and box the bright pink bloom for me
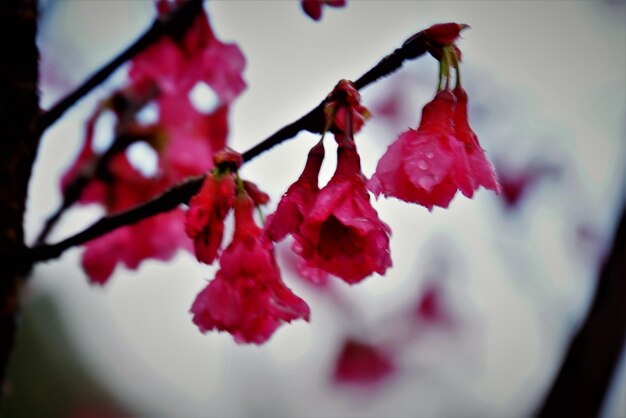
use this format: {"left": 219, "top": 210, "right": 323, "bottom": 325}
{"left": 265, "top": 141, "right": 325, "bottom": 242}
{"left": 369, "top": 88, "right": 499, "bottom": 210}
{"left": 333, "top": 339, "right": 394, "bottom": 386}
{"left": 190, "top": 196, "right": 310, "bottom": 344}
{"left": 453, "top": 86, "right": 500, "bottom": 197}
{"left": 185, "top": 172, "right": 236, "bottom": 264}
{"left": 301, "top": 0, "right": 346, "bottom": 21}
{"left": 296, "top": 137, "right": 392, "bottom": 284}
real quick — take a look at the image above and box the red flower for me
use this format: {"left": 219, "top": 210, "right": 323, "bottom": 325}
{"left": 423, "top": 22, "right": 469, "bottom": 46}
{"left": 422, "top": 22, "right": 469, "bottom": 61}
{"left": 185, "top": 171, "right": 236, "bottom": 265}
{"left": 301, "top": 0, "right": 346, "bottom": 21}
{"left": 265, "top": 140, "right": 325, "bottom": 242}
{"left": 453, "top": 86, "right": 500, "bottom": 197}
{"left": 296, "top": 137, "right": 392, "bottom": 284}
{"left": 333, "top": 338, "right": 394, "bottom": 386}
{"left": 369, "top": 88, "right": 499, "bottom": 210}
{"left": 190, "top": 195, "right": 310, "bottom": 344}
{"left": 326, "top": 80, "right": 370, "bottom": 135}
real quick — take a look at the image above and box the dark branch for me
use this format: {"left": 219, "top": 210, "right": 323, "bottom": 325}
{"left": 35, "top": 0, "right": 203, "bottom": 135}
{"left": 28, "top": 176, "right": 203, "bottom": 264}
{"left": 537, "top": 202, "right": 626, "bottom": 418}
{"left": 27, "top": 27, "right": 431, "bottom": 263}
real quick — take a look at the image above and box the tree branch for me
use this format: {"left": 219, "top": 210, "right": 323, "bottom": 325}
{"left": 34, "top": 0, "right": 203, "bottom": 135}
{"left": 26, "top": 26, "right": 430, "bottom": 265}
{"left": 537, "top": 202, "right": 626, "bottom": 418}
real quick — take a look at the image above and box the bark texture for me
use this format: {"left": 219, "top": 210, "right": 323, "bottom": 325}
{"left": 0, "top": 0, "right": 40, "bottom": 403}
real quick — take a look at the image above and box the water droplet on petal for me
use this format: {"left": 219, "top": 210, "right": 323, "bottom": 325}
{"left": 418, "top": 160, "right": 429, "bottom": 170}
{"left": 426, "top": 151, "right": 435, "bottom": 159}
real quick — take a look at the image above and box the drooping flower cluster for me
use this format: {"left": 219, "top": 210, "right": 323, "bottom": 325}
{"left": 266, "top": 81, "right": 391, "bottom": 284}
{"left": 61, "top": 2, "right": 246, "bottom": 284}
{"left": 369, "top": 24, "right": 499, "bottom": 210}
{"left": 61, "top": 11, "right": 501, "bottom": 350}
{"left": 186, "top": 149, "right": 309, "bottom": 344}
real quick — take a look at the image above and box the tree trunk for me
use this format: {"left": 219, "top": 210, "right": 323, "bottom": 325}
{"left": 0, "top": 0, "right": 40, "bottom": 406}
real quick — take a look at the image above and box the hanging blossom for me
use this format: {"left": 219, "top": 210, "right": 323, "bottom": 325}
{"left": 369, "top": 23, "right": 499, "bottom": 210}
{"left": 296, "top": 135, "right": 392, "bottom": 283}
{"left": 61, "top": 1, "right": 246, "bottom": 284}
{"left": 301, "top": 0, "right": 346, "bottom": 21}
{"left": 267, "top": 81, "right": 391, "bottom": 284}
{"left": 265, "top": 140, "right": 328, "bottom": 283}
{"left": 185, "top": 148, "right": 247, "bottom": 264}
{"left": 190, "top": 192, "right": 310, "bottom": 344}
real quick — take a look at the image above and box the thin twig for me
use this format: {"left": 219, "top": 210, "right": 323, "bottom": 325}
{"left": 27, "top": 27, "right": 430, "bottom": 264}
{"left": 34, "top": 0, "right": 203, "bottom": 135}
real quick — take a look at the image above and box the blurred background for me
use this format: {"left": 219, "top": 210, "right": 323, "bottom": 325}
{"left": 4, "top": 0, "right": 625, "bottom": 417}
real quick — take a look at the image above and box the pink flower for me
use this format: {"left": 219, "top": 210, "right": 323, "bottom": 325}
{"left": 265, "top": 140, "right": 325, "bottom": 242}
{"left": 190, "top": 195, "right": 310, "bottom": 344}
{"left": 62, "top": 3, "right": 247, "bottom": 284}
{"left": 83, "top": 210, "right": 192, "bottom": 285}
{"left": 326, "top": 80, "right": 370, "bottom": 135}
{"left": 129, "top": 7, "right": 246, "bottom": 105}
{"left": 453, "top": 86, "right": 500, "bottom": 197}
{"left": 333, "top": 338, "right": 394, "bottom": 386}
{"left": 296, "top": 137, "right": 392, "bottom": 284}
{"left": 369, "top": 88, "right": 499, "bottom": 210}
{"left": 185, "top": 171, "right": 236, "bottom": 265}
{"left": 301, "top": 0, "right": 346, "bottom": 21}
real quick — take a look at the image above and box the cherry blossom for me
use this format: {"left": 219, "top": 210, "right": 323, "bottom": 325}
{"left": 185, "top": 170, "right": 236, "bottom": 265}
{"left": 296, "top": 136, "right": 392, "bottom": 284}
{"left": 190, "top": 195, "right": 310, "bottom": 344}
{"left": 265, "top": 140, "right": 325, "bottom": 243}
{"left": 62, "top": 3, "right": 246, "bottom": 284}
{"left": 369, "top": 87, "right": 499, "bottom": 210}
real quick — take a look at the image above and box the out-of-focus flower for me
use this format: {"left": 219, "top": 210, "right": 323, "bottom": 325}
{"left": 495, "top": 160, "right": 560, "bottom": 209}
{"left": 333, "top": 338, "right": 394, "bottom": 386}
{"left": 301, "top": 0, "right": 346, "bottom": 21}
{"left": 190, "top": 195, "right": 310, "bottom": 344}
{"left": 62, "top": 2, "right": 247, "bottom": 284}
